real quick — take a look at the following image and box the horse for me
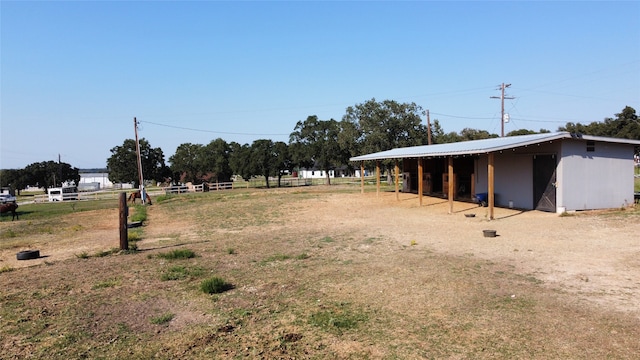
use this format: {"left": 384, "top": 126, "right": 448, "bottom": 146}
{"left": 0, "top": 202, "right": 19, "bottom": 221}
{"left": 128, "top": 191, "right": 152, "bottom": 205}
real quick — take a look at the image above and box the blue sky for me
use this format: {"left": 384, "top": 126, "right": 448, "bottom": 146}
{"left": 1, "top": 1, "right": 639, "bottom": 169}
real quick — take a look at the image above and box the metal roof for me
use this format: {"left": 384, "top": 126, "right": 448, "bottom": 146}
{"left": 350, "top": 132, "right": 640, "bottom": 161}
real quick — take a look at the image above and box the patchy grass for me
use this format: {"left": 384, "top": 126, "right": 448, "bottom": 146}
{"left": 161, "top": 265, "right": 204, "bottom": 281}
{"left": 156, "top": 248, "right": 196, "bottom": 260}
{"left": 150, "top": 312, "right": 174, "bottom": 325}
{"left": 308, "top": 302, "right": 368, "bottom": 334}
{"left": 92, "top": 278, "right": 121, "bottom": 289}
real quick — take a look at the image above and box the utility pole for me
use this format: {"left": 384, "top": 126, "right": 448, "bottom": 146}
{"left": 58, "top": 153, "right": 62, "bottom": 187}
{"left": 426, "top": 109, "right": 432, "bottom": 145}
{"left": 133, "top": 117, "right": 146, "bottom": 204}
{"left": 490, "top": 83, "right": 515, "bottom": 137}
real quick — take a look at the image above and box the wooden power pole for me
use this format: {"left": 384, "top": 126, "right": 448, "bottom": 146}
{"left": 490, "top": 83, "right": 515, "bottom": 137}
{"left": 426, "top": 110, "right": 432, "bottom": 145}
{"left": 133, "top": 117, "right": 146, "bottom": 204}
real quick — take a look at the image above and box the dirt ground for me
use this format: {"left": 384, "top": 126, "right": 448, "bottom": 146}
{"left": 2, "top": 188, "right": 639, "bottom": 321}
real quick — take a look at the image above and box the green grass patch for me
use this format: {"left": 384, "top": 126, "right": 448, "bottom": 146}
{"left": 12, "top": 199, "right": 119, "bottom": 221}
{"left": 308, "top": 302, "right": 368, "bottom": 334}
{"left": 161, "top": 265, "right": 204, "bottom": 281}
{"left": 156, "top": 248, "right": 196, "bottom": 260}
{"left": 0, "top": 265, "right": 14, "bottom": 273}
{"left": 150, "top": 312, "right": 175, "bottom": 325}
{"left": 260, "top": 253, "right": 291, "bottom": 265}
{"left": 200, "top": 276, "right": 233, "bottom": 294}
{"left": 129, "top": 204, "right": 148, "bottom": 223}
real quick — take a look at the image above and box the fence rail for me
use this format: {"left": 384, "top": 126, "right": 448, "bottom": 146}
{"left": 21, "top": 176, "right": 383, "bottom": 204}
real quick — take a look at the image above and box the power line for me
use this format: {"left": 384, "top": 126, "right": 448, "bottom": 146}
{"left": 139, "top": 120, "right": 290, "bottom": 137}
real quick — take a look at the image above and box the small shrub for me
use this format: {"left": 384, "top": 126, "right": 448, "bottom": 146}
{"left": 295, "top": 253, "right": 309, "bottom": 260}
{"left": 75, "top": 252, "right": 89, "bottom": 259}
{"left": 150, "top": 312, "right": 175, "bottom": 325}
{"left": 227, "top": 248, "right": 235, "bottom": 255}
{"left": 200, "top": 276, "right": 233, "bottom": 294}
{"left": 157, "top": 249, "right": 196, "bottom": 260}
{"left": 0, "top": 265, "right": 14, "bottom": 273}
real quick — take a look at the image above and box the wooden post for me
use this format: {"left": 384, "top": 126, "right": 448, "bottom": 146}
{"left": 360, "top": 161, "right": 365, "bottom": 194}
{"left": 376, "top": 160, "right": 381, "bottom": 197}
{"left": 418, "top": 158, "right": 423, "bottom": 206}
{"left": 119, "top": 192, "right": 128, "bottom": 251}
{"left": 448, "top": 157, "right": 454, "bottom": 214}
{"left": 488, "top": 153, "right": 495, "bottom": 220}
{"left": 394, "top": 159, "right": 400, "bottom": 201}
{"left": 471, "top": 173, "right": 475, "bottom": 199}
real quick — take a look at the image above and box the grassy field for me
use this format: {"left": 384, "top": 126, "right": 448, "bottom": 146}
{"left": 1, "top": 186, "right": 639, "bottom": 359}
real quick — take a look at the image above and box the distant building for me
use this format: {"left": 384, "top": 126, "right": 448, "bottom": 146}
{"left": 78, "top": 170, "right": 114, "bottom": 190}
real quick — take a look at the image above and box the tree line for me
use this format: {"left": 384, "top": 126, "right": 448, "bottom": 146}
{"left": 1, "top": 100, "right": 637, "bottom": 193}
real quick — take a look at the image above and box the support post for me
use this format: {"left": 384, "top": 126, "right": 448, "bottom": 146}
{"left": 119, "top": 192, "right": 128, "bottom": 251}
{"left": 360, "top": 161, "right": 365, "bottom": 194}
{"left": 488, "top": 153, "right": 495, "bottom": 220}
{"left": 394, "top": 159, "right": 399, "bottom": 201}
{"left": 376, "top": 160, "right": 380, "bottom": 197}
{"left": 418, "top": 158, "right": 423, "bottom": 206}
{"left": 448, "top": 157, "right": 454, "bottom": 214}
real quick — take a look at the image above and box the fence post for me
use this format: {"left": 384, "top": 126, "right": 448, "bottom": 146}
{"left": 119, "top": 192, "right": 128, "bottom": 251}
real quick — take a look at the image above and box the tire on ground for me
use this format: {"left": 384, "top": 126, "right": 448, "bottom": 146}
{"left": 16, "top": 250, "right": 40, "bottom": 260}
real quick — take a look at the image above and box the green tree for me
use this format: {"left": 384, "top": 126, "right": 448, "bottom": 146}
{"left": 202, "top": 138, "right": 233, "bottom": 183}
{"left": 169, "top": 143, "right": 204, "bottom": 184}
{"left": 0, "top": 169, "right": 29, "bottom": 195}
{"left": 229, "top": 142, "right": 253, "bottom": 181}
{"left": 273, "top": 141, "right": 292, "bottom": 187}
{"left": 290, "top": 115, "right": 347, "bottom": 185}
{"left": 343, "top": 98, "right": 428, "bottom": 154}
{"left": 506, "top": 129, "right": 550, "bottom": 136}
{"left": 343, "top": 99, "right": 428, "bottom": 181}
{"left": 559, "top": 106, "right": 639, "bottom": 139}
{"left": 21, "top": 161, "right": 80, "bottom": 191}
{"left": 458, "top": 128, "right": 498, "bottom": 141}
{"left": 107, "top": 138, "right": 167, "bottom": 187}
{"left": 250, "top": 139, "right": 276, "bottom": 188}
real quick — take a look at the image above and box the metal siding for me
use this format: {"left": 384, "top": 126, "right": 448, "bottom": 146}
{"left": 560, "top": 141, "right": 635, "bottom": 210}
{"left": 475, "top": 154, "right": 534, "bottom": 209}
{"left": 496, "top": 155, "right": 534, "bottom": 209}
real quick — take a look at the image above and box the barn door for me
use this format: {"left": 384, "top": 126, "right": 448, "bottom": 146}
{"left": 533, "top": 154, "right": 557, "bottom": 212}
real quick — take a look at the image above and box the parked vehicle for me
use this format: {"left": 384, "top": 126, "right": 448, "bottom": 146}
{"left": 47, "top": 186, "right": 78, "bottom": 201}
{"left": 0, "top": 194, "right": 17, "bottom": 204}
